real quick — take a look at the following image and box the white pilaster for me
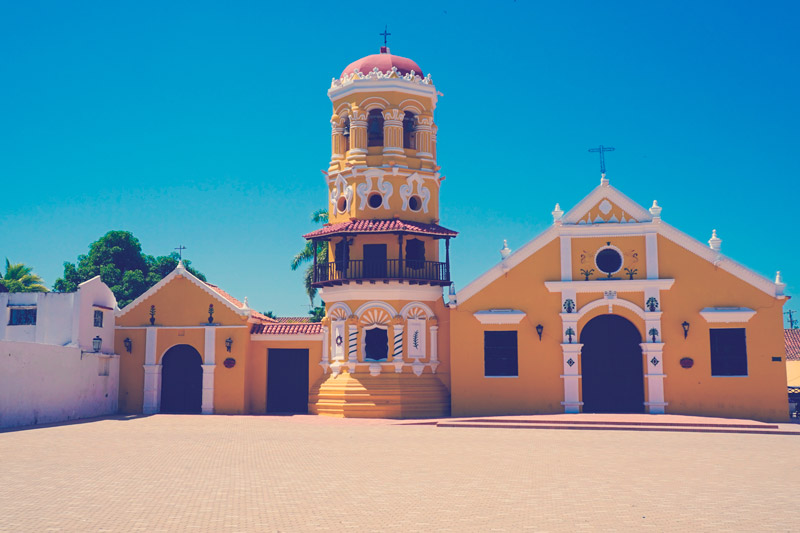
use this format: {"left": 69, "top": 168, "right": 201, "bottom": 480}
{"left": 560, "top": 343, "right": 583, "bottom": 413}
{"left": 429, "top": 325, "right": 439, "bottom": 374}
{"left": 142, "top": 328, "right": 160, "bottom": 414}
{"left": 204, "top": 327, "right": 216, "bottom": 365}
{"left": 145, "top": 327, "right": 157, "bottom": 365}
{"left": 142, "top": 364, "right": 162, "bottom": 414}
{"left": 560, "top": 236, "right": 572, "bottom": 281}
{"left": 641, "top": 343, "right": 666, "bottom": 414}
{"left": 645, "top": 233, "right": 659, "bottom": 279}
{"left": 320, "top": 325, "right": 330, "bottom": 373}
{"left": 201, "top": 364, "right": 216, "bottom": 415}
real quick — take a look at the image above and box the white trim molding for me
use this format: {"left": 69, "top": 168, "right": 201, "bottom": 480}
{"left": 699, "top": 307, "right": 756, "bottom": 323}
{"left": 545, "top": 278, "right": 675, "bottom": 294}
{"left": 473, "top": 309, "right": 526, "bottom": 325}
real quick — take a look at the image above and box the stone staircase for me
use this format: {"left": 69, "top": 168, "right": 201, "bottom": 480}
{"left": 309, "top": 372, "right": 450, "bottom": 419}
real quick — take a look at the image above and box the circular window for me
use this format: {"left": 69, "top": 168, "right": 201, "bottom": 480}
{"left": 595, "top": 247, "right": 623, "bottom": 276}
{"left": 336, "top": 196, "right": 348, "bottom": 213}
{"left": 408, "top": 195, "right": 422, "bottom": 211}
{"left": 368, "top": 193, "right": 383, "bottom": 209}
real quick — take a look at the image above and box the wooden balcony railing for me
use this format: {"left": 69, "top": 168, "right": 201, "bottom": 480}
{"left": 312, "top": 259, "right": 450, "bottom": 287}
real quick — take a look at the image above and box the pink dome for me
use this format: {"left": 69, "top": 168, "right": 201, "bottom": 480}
{"left": 341, "top": 48, "right": 424, "bottom": 78}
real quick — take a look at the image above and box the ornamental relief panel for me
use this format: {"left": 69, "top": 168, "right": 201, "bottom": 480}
{"left": 329, "top": 175, "right": 353, "bottom": 212}
{"left": 356, "top": 175, "right": 393, "bottom": 210}
{"left": 399, "top": 173, "right": 431, "bottom": 213}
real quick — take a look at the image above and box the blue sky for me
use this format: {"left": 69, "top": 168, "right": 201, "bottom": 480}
{"left": 2, "top": 1, "right": 798, "bottom": 322}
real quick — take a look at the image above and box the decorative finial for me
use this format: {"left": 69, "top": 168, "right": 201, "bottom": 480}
{"left": 776, "top": 271, "right": 786, "bottom": 296}
{"left": 708, "top": 229, "right": 722, "bottom": 251}
{"left": 500, "top": 239, "right": 511, "bottom": 259}
{"left": 776, "top": 271, "right": 784, "bottom": 284}
{"left": 600, "top": 175, "right": 609, "bottom": 186}
{"left": 243, "top": 296, "right": 249, "bottom": 309}
{"left": 552, "top": 203, "right": 564, "bottom": 224}
{"left": 649, "top": 200, "right": 662, "bottom": 220}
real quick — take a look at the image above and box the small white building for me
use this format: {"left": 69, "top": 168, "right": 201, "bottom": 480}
{"left": 0, "top": 277, "right": 120, "bottom": 428}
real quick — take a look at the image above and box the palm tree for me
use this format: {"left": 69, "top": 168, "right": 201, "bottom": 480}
{"left": 1, "top": 259, "right": 48, "bottom": 292}
{"left": 291, "top": 208, "right": 329, "bottom": 307}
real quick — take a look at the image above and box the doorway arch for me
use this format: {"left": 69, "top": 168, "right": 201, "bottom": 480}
{"left": 580, "top": 315, "right": 644, "bottom": 413}
{"left": 160, "top": 344, "right": 203, "bottom": 414}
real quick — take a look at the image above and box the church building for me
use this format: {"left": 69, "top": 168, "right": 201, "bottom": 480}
{"left": 114, "top": 47, "right": 790, "bottom": 422}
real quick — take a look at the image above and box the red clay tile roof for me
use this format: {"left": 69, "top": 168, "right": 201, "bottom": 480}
{"left": 303, "top": 219, "right": 457, "bottom": 239}
{"left": 786, "top": 329, "right": 800, "bottom": 361}
{"left": 205, "top": 283, "right": 277, "bottom": 323}
{"left": 251, "top": 322, "right": 322, "bottom": 335}
{"left": 272, "top": 316, "right": 314, "bottom": 323}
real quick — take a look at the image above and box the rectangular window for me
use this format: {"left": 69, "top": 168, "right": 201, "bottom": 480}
{"left": 94, "top": 310, "right": 104, "bottom": 328}
{"left": 710, "top": 328, "right": 748, "bottom": 376}
{"left": 9, "top": 308, "right": 36, "bottom": 326}
{"left": 484, "top": 331, "right": 518, "bottom": 377}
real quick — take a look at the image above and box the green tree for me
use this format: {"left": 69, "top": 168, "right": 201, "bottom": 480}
{"left": 54, "top": 231, "right": 205, "bottom": 307}
{"left": 0, "top": 259, "right": 48, "bottom": 292}
{"left": 291, "top": 208, "right": 328, "bottom": 307}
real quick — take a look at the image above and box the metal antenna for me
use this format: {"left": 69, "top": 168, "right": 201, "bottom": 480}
{"left": 588, "top": 145, "right": 615, "bottom": 176}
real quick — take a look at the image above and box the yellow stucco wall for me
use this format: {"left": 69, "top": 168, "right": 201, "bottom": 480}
{"left": 787, "top": 361, "right": 800, "bottom": 387}
{"left": 656, "top": 235, "right": 787, "bottom": 421}
{"left": 115, "top": 274, "right": 324, "bottom": 415}
{"left": 449, "top": 231, "right": 788, "bottom": 422}
{"left": 450, "top": 238, "right": 563, "bottom": 416}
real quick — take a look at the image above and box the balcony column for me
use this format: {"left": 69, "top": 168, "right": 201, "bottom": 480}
{"left": 398, "top": 234, "right": 404, "bottom": 279}
{"left": 445, "top": 238, "right": 451, "bottom": 280}
{"left": 312, "top": 240, "right": 318, "bottom": 283}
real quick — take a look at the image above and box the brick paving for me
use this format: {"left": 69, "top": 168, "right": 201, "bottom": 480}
{"left": 1, "top": 414, "right": 799, "bottom": 532}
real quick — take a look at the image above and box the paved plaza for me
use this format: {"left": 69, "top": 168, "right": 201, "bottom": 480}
{"left": 1, "top": 415, "right": 798, "bottom": 532}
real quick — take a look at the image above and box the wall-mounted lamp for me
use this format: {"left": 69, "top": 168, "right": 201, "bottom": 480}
{"left": 225, "top": 337, "right": 233, "bottom": 352}
{"left": 536, "top": 324, "right": 544, "bottom": 341}
{"left": 92, "top": 336, "right": 102, "bottom": 353}
{"left": 123, "top": 337, "right": 132, "bottom": 353}
{"left": 681, "top": 321, "right": 690, "bottom": 339}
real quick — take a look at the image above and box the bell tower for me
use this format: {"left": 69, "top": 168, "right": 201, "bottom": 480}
{"left": 305, "top": 46, "right": 456, "bottom": 418}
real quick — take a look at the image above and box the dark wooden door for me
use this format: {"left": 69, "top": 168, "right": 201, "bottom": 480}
{"left": 363, "top": 244, "right": 387, "bottom": 278}
{"left": 160, "top": 345, "right": 203, "bottom": 414}
{"left": 580, "top": 315, "right": 645, "bottom": 413}
{"left": 267, "top": 349, "right": 309, "bottom": 414}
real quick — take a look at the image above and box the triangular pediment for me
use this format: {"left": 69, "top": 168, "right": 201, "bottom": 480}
{"left": 116, "top": 263, "right": 251, "bottom": 324}
{"left": 561, "top": 181, "right": 652, "bottom": 225}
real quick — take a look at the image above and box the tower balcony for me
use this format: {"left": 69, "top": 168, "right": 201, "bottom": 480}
{"left": 312, "top": 259, "right": 450, "bottom": 288}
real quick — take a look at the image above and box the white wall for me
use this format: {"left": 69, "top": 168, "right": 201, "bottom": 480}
{"left": 0, "top": 276, "right": 117, "bottom": 350}
{"left": 0, "top": 341, "right": 119, "bottom": 429}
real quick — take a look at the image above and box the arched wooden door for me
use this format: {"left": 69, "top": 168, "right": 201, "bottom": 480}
{"left": 160, "top": 344, "right": 203, "bottom": 414}
{"left": 580, "top": 315, "right": 645, "bottom": 413}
